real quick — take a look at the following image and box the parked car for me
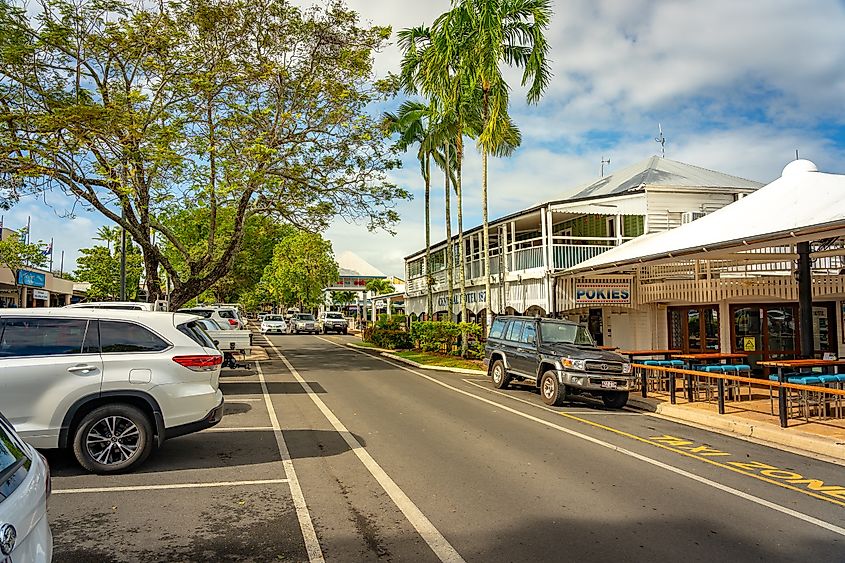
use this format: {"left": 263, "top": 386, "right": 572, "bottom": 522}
{"left": 66, "top": 301, "right": 165, "bottom": 311}
{"left": 0, "top": 412, "right": 52, "bottom": 562}
{"left": 0, "top": 308, "right": 224, "bottom": 473}
{"left": 289, "top": 313, "right": 318, "bottom": 334}
{"left": 260, "top": 315, "right": 288, "bottom": 335}
{"left": 177, "top": 307, "right": 242, "bottom": 329}
{"left": 317, "top": 311, "right": 348, "bottom": 334}
{"left": 483, "top": 316, "right": 635, "bottom": 408}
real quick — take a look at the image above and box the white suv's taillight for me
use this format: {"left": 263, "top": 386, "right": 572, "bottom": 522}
{"left": 173, "top": 355, "right": 223, "bottom": 371}
{"left": 227, "top": 319, "right": 238, "bottom": 326}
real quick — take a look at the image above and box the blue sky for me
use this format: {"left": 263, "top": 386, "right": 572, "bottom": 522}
{"left": 6, "top": 0, "right": 845, "bottom": 279}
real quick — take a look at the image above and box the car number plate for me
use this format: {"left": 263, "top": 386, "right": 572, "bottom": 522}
{"left": 600, "top": 380, "right": 618, "bottom": 389}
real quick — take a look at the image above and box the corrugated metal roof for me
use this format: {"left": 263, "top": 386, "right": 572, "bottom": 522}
{"left": 566, "top": 160, "right": 844, "bottom": 274}
{"left": 567, "top": 156, "right": 763, "bottom": 200}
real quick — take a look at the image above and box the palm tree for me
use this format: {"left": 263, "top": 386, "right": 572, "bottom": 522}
{"left": 384, "top": 101, "right": 436, "bottom": 319}
{"left": 435, "top": 0, "right": 552, "bottom": 333}
{"left": 365, "top": 278, "right": 396, "bottom": 296}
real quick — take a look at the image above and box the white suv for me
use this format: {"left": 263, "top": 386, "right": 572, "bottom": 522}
{"left": 0, "top": 308, "right": 224, "bottom": 474}
{"left": 0, "top": 412, "right": 52, "bottom": 562}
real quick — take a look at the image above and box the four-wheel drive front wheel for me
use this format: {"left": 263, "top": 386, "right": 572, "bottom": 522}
{"left": 490, "top": 359, "right": 510, "bottom": 389}
{"left": 540, "top": 371, "right": 567, "bottom": 406}
{"left": 601, "top": 391, "right": 629, "bottom": 409}
{"left": 72, "top": 403, "right": 154, "bottom": 474}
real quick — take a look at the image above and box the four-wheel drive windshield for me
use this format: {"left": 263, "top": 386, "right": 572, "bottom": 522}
{"left": 296, "top": 314, "right": 315, "bottom": 321}
{"left": 540, "top": 323, "right": 595, "bottom": 346}
{"left": 324, "top": 313, "right": 344, "bottom": 319}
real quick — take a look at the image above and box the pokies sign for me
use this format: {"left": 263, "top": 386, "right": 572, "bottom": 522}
{"left": 574, "top": 282, "right": 631, "bottom": 305}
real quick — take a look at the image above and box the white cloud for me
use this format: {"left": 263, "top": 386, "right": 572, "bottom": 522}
{"left": 9, "top": 0, "right": 845, "bottom": 283}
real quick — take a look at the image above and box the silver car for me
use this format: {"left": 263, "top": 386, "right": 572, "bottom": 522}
{"left": 0, "top": 308, "right": 224, "bottom": 474}
{"left": 290, "top": 313, "right": 318, "bottom": 334}
{"left": 0, "top": 412, "right": 52, "bottom": 562}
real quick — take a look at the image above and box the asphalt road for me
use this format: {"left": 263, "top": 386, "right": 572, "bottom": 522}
{"left": 47, "top": 333, "right": 845, "bottom": 562}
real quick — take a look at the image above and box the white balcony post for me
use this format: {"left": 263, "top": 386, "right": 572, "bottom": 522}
{"left": 616, "top": 214, "right": 623, "bottom": 246}
{"left": 540, "top": 208, "right": 548, "bottom": 270}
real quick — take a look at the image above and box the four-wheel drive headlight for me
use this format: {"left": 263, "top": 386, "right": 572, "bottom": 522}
{"left": 622, "top": 363, "right": 633, "bottom": 374}
{"left": 561, "top": 357, "right": 586, "bottom": 371}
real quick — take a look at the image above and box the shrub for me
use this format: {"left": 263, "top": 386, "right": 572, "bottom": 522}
{"left": 410, "top": 321, "right": 481, "bottom": 354}
{"left": 370, "top": 328, "right": 412, "bottom": 350}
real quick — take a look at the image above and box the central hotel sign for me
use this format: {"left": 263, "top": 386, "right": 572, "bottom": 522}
{"left": 574, "top": 281, "right": 631, "bottom": 305}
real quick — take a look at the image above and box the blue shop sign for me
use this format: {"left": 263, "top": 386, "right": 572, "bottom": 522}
{"left": 17, "top": 269, "right": 46, "bottom": 288}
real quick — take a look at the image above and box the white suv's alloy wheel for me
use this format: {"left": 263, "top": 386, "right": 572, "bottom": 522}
{"left": 85, "top": 415, "right": 141, "bottom": 465}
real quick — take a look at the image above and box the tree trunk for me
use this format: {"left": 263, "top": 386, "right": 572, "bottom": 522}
{"left": 444, "top": 144, "right": 454, "bottom": 322}
{"left": 425, "top": 153, "right": 433, "bottom": 320}
{"left": 143, "top": 252, "right": 162, "bottom": 304}
{"left": 456, "top": 135, "right": 468, "bottom": 357}
{"left": 482, "top": 147, "right": 492, "bottom": 335}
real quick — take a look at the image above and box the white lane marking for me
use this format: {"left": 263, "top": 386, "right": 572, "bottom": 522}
{"left": 325, "top": 337, "right": 845, "bottom": 539}
{"left": 256, "top": 361, "right": 325, "bottom": 563}
{"left": 204, "top": 426, "right": 275, "bottom": 432}
{"left": 266, "top": 336, "right": 466, "bottom": 563}
{"left": 53, "top": 479, "right": 289, "bottom": 494}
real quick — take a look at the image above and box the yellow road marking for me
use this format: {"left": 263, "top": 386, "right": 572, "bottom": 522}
{"left": 462, "top": 380, "right": 845, "bottom": 508}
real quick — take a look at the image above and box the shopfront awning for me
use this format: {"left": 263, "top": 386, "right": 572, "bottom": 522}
{"left": 565, "top": 160, "right": 845, "bottom": 275}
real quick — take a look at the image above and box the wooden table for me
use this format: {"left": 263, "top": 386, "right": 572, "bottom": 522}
{"left": 673, "top": 353, "right": 749, "bottom": 362}
{"left": 617, "top": 349, "right": 680, "bottom": 361}
{"left": 758, "top": 359, "right": 845, "bottom": 427}
{"left": 598, "top": 345, "right": 619, "bottom": 351}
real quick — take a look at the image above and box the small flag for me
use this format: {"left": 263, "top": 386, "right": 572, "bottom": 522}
{"left": 42, "top": 241, "right": 53, "bottom": 257}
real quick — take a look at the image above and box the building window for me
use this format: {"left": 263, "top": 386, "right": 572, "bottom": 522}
{"left": 668, "top": 305, "right": 720, "bottom": 354}
{"left": 408, "top": 259, "right": 424, "bottom": 279}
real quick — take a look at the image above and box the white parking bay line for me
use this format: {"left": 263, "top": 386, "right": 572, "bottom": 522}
{"left": 54, "top": 479, "right": 289, "bottom": 494}
{"left": 256, "top": 361, "right": 325, "bottom": 563}
{"left": 266, "top": 337, "right": 466, "bottom": 563}
{"left": 205, "top": 426, "right": 275, "bottom": 432}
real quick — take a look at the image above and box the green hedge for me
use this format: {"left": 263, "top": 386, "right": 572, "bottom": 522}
{"left": 410, "top": 321, "right": 481, "bottom": 354}
{"left": 364, "top": 314, "right": 412, "bottom": 350}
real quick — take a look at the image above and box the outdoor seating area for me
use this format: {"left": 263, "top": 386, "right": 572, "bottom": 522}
{"left": 632, "top": 362, "right": 845, "bottom": 431}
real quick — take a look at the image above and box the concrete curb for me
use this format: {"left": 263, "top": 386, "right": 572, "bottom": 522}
{"left": 346, "top": 342, "right": 393, "bottom": 353}
{"left": 628, "top": 397, "right": 845, "bottom": 462}
{"left": 380, "top": 352, "right": 487, "bottom": 376}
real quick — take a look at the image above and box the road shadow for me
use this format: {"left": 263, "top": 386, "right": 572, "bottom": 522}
{"left": 222, "top": 401, "right": 252, "bottom": 415}
{"left": 44, "top": 428, "right": 365, "bottom": 477}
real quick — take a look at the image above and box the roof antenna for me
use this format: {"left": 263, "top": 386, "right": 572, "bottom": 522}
{"left": 601, "top": 156, "right": 611, "bottom": 176}
{"left": 795, "top": 149, "right": 799, "bottom": 160}
{"left": 654, "top": 123, "right": 666, "bottom": 158}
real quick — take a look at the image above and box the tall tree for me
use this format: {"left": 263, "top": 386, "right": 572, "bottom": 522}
{"left": 364, "top": 278, "right": 396, "bottom": 296}
{"left": 0, "top": 0, "right": 408, "bottom": 309}
{"left": 384, "top": 101, "right": 437, "bottom": 319}
{"left": 432, "top": 0, "right": 551, "bottom": 332}
{"left": 73, "top": 241, "right": 143, "bottom": 300}
{"left": 262, "top": 231, "right": 338, "bottom": 311}
{"left": 0, "top": 229, "right": 48, "bottom": 305}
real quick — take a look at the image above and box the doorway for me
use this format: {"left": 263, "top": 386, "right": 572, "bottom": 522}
{"left": 668, "top": 305, "right": 720, "bottom": 354}
{"left": 731, "top": 302, "right": 838, "bottom": 370}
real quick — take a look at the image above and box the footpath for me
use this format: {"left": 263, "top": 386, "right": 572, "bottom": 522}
{"left": 346, "top": 342, "right": 845, "bottom": 464}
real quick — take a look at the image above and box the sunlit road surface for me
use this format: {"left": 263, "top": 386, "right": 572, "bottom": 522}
{"left": 258, "top": 333, "right": 845, "bottom": 562}
{"left": 47, "top": 332, "right": 845, "bottom": 562}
